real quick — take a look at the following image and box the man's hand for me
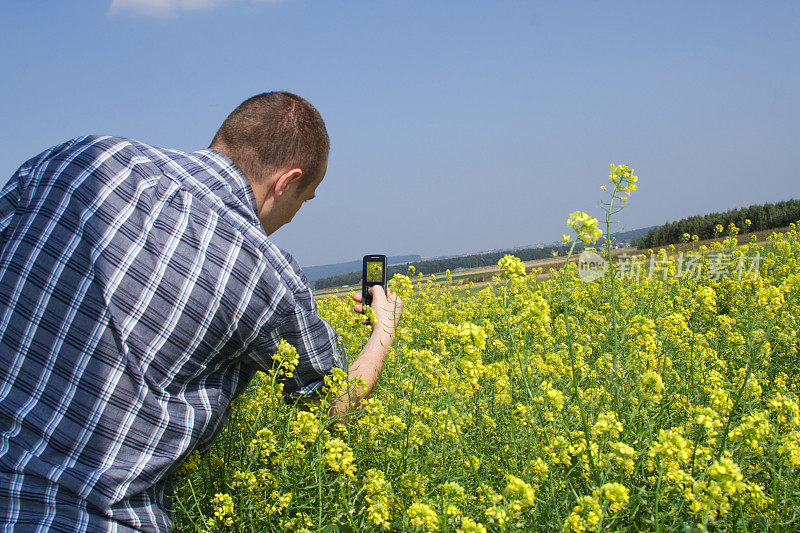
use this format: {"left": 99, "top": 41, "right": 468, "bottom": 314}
{"left": 351, "top": 285, "right": 403, "bottom": 344}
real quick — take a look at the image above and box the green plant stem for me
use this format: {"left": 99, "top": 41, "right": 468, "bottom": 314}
{"left": 561, "top": 241, "right": 601, "bottom": 487}
{"left": 503, "top": 281, "right": 536, "bottom": 404}
{"left": 604, "top": 188, "right": 621, "bottom": 413}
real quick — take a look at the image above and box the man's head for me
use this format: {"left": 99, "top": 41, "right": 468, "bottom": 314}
{"left": 209, "top": 91, "right": 329, "bottom": 235}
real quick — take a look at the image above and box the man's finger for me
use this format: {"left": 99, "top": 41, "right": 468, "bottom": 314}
{"left": 352, "top": 292, "right": 363, "bottom": 303}
{"left": 353, "top": 304, "right": 363, "bottom": 314}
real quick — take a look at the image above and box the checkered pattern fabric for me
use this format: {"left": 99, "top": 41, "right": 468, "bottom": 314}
{"left": 0, "top": 136, "right": 346, "bottom": 531}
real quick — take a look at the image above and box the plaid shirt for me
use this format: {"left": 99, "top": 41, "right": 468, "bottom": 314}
{"left": 0, "top": 136, "right": 347, "bottom": 532}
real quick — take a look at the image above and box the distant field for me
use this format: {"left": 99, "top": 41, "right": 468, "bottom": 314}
{"left": 312, "top": 225, "right": 791, "bottom": 300}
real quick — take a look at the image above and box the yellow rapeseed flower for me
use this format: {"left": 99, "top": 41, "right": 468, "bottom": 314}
{"left": 406, "top": 502, "right": 439, "bottom": 531}
{"left": 208, "top": 492, "right": 234, "bottom": 528}
{"left": 567, "top": 211, "right": 603, "bottom": 245}
{"left": 498, "top": 254, "right": 526, "bottom": 280}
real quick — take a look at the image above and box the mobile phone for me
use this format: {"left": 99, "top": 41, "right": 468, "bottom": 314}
{"left": 362, "top": 254, "right": 387, "bottom": 307}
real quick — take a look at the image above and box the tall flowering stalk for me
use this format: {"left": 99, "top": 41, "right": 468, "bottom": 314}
{"left": 599, "top": 163, "right": 638, "bottom": 410}
{"left": 562, "top": 209, "right": 604, "bottom": 486}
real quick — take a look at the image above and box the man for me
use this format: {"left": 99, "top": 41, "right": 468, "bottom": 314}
{"left": 0, "top": 92, "right": 402, "bottom": 531}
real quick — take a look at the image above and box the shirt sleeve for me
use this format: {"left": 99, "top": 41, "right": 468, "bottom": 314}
{"left": 244, "top": 249, "right": 348, "bottom": 400}
{"left": 275, "top": 303, "right": 349, "bottom": 398}
{"left": 1, "top": 138, "right": 83, "bottom": 246}
{"left": 0, "top": 152, "right": 41, "bottom": 243}
{"left": 0, "top": 172, "right": 21, "bottom": 244}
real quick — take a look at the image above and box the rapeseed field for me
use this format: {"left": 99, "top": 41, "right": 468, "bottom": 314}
{"left": 173, "top": 166, "right": 800, "bottom": 531}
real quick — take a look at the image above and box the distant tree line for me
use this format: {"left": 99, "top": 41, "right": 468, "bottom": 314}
{"left": 636, "top": 199, "right": 800, "bottom": 250}
{"left": 314, "top": 244, "right": 574, "bottom": 290}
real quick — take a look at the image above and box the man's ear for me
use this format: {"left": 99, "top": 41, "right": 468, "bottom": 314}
{"left": 273, "top": 168, "right": 304, "bottom": 198}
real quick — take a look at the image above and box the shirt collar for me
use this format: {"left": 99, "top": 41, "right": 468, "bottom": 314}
{"left": 191, "top": 148, "right": 259, "bottom": 218}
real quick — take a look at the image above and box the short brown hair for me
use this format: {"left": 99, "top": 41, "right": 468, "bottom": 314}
{"left": 210, "top": 92, "right": 329, "bottom": 189}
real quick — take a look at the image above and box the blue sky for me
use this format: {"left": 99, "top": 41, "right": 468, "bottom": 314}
{"left": 2, "top": 1, "right": 798, "bottom": 267}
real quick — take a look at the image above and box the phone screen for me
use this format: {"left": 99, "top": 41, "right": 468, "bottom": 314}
{"left": 366, "top": 261, "right": 384, "bottom": 283}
